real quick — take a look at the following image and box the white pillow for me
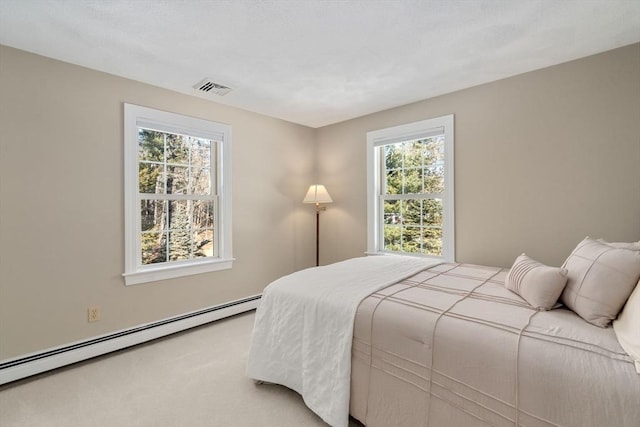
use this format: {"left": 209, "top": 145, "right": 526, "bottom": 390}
{"left": 505, "top": 254, "right": 568, "bottom": 310}
{"left": 561, "top": 237, "right": 640, "bottom": 327}
{"left": 613, "top": 280, "right": 640, "bottom": 374}
{"left": 599, "top": 239, "right": 640, "bottom": 251}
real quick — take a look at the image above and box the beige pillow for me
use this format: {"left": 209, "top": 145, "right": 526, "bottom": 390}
{"left": 561, "top": 237, "right": 640, "bottom": 327}
{"left": 613, "top": 280, "right": 640, "bottom": 374}
{"left": 505, "top": 254, "right": 568, "bottom": 310}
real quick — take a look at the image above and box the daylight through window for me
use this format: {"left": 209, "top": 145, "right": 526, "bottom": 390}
{"left": 382, "top": 136, "right": 445, "bottom": 256}
{"left": 138, "top": 129, "right": 216, "bottom": 264}
{"left": 367, "top": 115, "right": 454, "bottom": 261}
{"left": 124, "top": 104, "right": 233, "bottom": 285}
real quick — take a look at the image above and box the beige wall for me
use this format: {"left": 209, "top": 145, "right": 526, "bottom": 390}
{"left": 316, "top": 43, "right": 640, "bottom": 268}
{"left": 2, "top": 43, "right": 639, "bottom": 361}
{"left": 0, "top": 46, "right": 317, "bottom": 359}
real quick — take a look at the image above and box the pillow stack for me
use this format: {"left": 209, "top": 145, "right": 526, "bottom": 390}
{"left": 506, "top": 237, "right": 640, "bottom": 373}
{"left": 560, "top": 237, "right": 640, "bottom": 328}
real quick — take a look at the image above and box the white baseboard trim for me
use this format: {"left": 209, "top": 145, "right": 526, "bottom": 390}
{"left": 0, "top": 294, "right": 261, "bottom": 385}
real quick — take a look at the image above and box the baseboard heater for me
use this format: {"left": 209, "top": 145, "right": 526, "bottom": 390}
{"left": 0, "top": 294, "right": 261, "bottom": 385}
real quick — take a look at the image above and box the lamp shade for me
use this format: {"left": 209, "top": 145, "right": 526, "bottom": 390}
{"left": 303, "top": 185, "right": 333, "bottom": 204}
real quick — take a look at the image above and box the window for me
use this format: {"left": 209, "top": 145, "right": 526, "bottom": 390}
{"left": 123, "top": 104, "right": 233, "bottom": 285}
{"left": 367, "top": 114, "right": 454, "bottom": 261}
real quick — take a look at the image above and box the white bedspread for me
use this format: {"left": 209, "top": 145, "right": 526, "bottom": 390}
{"left": 246, "top": 255, "right": 437, "bottom": 427}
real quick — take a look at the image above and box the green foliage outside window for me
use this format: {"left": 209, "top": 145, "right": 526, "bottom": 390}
{"left": 137, "top": 129, "right": 215, "bottom": 265}
{"left": 382, "top": 136, "right": 444, "bottom": 256}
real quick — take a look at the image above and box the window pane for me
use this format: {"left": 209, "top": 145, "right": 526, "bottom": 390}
{"left": 422, "top": 136, "right": 444, "bottom": 164}
{"left": 193, "top": 200, "right": 214, "bottom": 228}
{"left": 423, "top": 227, "right": 443, "bottom": 256}
{"left": 138, "top": 129, "right": 164, "bottom": 162}
{"left": 140, "top": 200, "right": 165, "bottom": 232}
{"left": 382, "top": 198, "right": 443, "bottom": 256}
{"left": 383, "top": 225, "right": 401, "bottom": 251}
{"left": 166, "top": 133, "right": 190, "bottom": 165}
{"left": 401, "top": 226, "right": 422, "bottom": 253}
{"left": 166, "top": 165, "right": 189, "bottom": 194}
{"left": 403, "top": 168, "right": 422, "bottom": 194}
{"left": 139, "top": 163, "right": 164, "bottom": 194}
{"left": 383, "top": 200, "right": 401, "bottom": 224}
{"left": 141, "top": 231, "right": 167, "bottom": 265}
{"left": 385, "top": 139, "right": 444, "bottom": 255}
{"left": 383, "top": 136, "right": 445, "bottom": 196}
{"left": 168, "top": 230, "right": 192, "bottom": 261}
{"left": 190, "top": 138, "right": 211, "bottom": 168}
{"left": 385, "top": 169, "right": 401, "bottom": 195}
{"left": 385, "top": 145, "right": 402, "bottom": 169}
{"left": 140, "top": 200, "right": 217, "bottom": 263}
{"left": 403, "top": 141, "right": 422, "bottom": 168}
{"left": 168, "top": 200, "right": 190, "bottom": 230}
{"left": 166, "top": 201, "right": 216, "bottom": 261}
{"left": 402, "top": 199, "right": 421, "bottom": 226}
{"left": 193, "top": 229, "right": 214, "bottom": 258}
{"left": 191, "top": 167, "right": 212, "bottom": 195}
{"left": 423, "top": 167, "right": 444, "bottom": 194}
{"left": 424, "top": 199, "right": 443, "bottom": 226}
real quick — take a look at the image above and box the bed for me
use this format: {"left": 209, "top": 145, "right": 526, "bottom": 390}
{"left": 247, "top": 244, "right": 640, "bottom": 427}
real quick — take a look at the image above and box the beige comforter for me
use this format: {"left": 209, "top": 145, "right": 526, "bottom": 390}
{"left": 350, "top": 263, "right": 640, "bottom": 427}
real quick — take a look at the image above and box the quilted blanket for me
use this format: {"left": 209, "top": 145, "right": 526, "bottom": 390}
{"left": 246, "top": 256, "right": 437, "bottom": 427}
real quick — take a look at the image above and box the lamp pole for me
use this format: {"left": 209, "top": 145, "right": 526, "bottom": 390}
{"left": 315, "top": 203, "right": 326, "bottom": 266}
{"left": 316, "top": 205, "right": 320, "bottom": 266}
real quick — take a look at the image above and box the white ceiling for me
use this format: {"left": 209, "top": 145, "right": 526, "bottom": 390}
{"left": 1, "top": 1, "right": 639, "bottom": 128}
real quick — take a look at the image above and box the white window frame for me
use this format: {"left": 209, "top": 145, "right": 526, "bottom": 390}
{"left": 123, "top": 104, "right": 233, "bottom": 285}
{"left": 366, "top": 114, "right": 455, "bottom": 261}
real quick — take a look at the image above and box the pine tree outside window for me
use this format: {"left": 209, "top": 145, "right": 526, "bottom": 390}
{"left": 367, "top": 115, "right": 454, "bottom": 261}
{"left": 123, "top": 104, "right": 233, "bottom": 285}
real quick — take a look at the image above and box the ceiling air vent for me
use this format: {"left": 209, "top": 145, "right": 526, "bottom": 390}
{"left": 193, "top": 78, "right": 232, "bottom": 96}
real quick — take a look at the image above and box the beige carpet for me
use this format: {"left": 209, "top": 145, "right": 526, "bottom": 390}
{"left": 0, "top": 312, "right": 363, "bottom": 427}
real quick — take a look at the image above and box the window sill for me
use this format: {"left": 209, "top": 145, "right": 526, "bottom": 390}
{"left": 123, "top": 258, "right": 235, "bottom": 286}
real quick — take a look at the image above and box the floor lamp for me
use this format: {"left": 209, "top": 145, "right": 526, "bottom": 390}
{"left": 303, "top": 184, "right": 333, "bottom": 266}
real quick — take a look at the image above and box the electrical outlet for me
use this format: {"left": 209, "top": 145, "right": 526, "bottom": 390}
{"left": 88, "top": 306, "right": 100, "bottom": 322}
